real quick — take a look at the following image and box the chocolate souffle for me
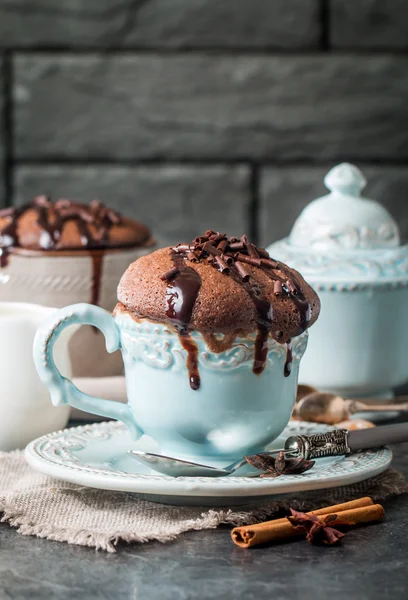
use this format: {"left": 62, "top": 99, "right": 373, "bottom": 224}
{"left": 0, "top": 196, "right": 152, "bottom": 264}
{"left": 0, "top": 196, "right": 152, "bottom": 252}
{"left": 116, "top": 231, "right": 320, "bottom": 389}
{"left": 0, "top": 196, "right": 154, "bottom": 377}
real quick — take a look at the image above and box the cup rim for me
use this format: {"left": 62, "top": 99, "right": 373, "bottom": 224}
{"left": 114, "top": 310, "right": 309, "bottom": 345}
{"left": 0, "top": 301, "right": 57, "bottom": 318}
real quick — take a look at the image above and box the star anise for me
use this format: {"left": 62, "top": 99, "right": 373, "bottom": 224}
{"left": 244, "top": 451, "right": 315, "bottom": 478}
{"left": 288, "top": 509, "right": 349, "bottom": 545}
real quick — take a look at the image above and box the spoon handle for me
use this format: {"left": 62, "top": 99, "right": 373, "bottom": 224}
{"left": 284, "top": 422, "right": 408, "bottom": 460}
{"left": 285, "top": 429, "right": 350, "bottom": 459}
{"left": 347, "top": 400, "right": 408, "bottom": 414}
{"left": 348, "top": 422, "right": 408, "bottom": 451}
{"left": 354, "top": 395, "right": 408, "bottom": 404}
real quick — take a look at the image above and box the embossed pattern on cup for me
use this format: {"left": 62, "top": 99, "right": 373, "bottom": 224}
{"left": 33, "top": 303, "right": 309, "bottom": 465}
{"left": 116, "top": 314, "right": 309, "bottom": 463}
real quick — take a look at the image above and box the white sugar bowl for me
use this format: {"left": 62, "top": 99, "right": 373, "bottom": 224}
{"left": 267, "top": 163, "right": 408, "bottom": 399}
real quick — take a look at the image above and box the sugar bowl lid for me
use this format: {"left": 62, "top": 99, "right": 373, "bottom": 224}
{"left": 289, "top": 163, "right": 399, "bottom": 251}
{"left": 268, "top": 163, "right": 408, "bottom": 286}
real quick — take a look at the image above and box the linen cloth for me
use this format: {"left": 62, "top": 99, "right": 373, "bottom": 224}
{"left": 0, "top": 450, "right": 406, "bottom": 552}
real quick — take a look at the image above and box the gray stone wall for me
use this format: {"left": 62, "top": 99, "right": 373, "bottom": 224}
{"left": 1, "top": 1, "right": 407, "bottom": 246}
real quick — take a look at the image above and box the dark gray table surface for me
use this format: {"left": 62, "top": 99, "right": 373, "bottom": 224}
{"left": 1, "top": 429, "right": 407, "bottom": 600}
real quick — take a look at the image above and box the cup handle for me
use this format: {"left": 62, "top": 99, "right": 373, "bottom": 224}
{"left": 33, "top": 303, "right": 143, "bottom": 440}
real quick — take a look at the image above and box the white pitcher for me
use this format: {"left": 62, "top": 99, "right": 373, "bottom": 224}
{"left": 0, "top": 302, "right": 74, "bottom": 450}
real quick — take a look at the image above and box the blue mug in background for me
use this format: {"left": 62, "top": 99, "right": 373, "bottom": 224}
{"left": 33, "top": 303, "right": 308, "bottom": 465}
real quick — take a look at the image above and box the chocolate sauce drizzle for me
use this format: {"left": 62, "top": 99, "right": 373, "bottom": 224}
{"left": 179, "top": 334, "right": 201, "bottom": 391}
{"left": 284, "top": 341, "right": 293, "bottom": 377}
{"left": 161, "top": 231, "right": 311, "bottom": 390}
{"left": 0, "top": 196, "right": 122, "bottom": 307}
{"left": 164, "top": 250, "right": 202, "bottom": 336}
{"left": 90, "top": 252, "right": 104, "bottom": 308}
{"left": 164, "top": 250, "right": 202, "bottom": 390}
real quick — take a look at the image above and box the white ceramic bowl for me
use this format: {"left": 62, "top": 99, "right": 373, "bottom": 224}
{"left": 0, "top": 246, "right": 153, "bottom": 377}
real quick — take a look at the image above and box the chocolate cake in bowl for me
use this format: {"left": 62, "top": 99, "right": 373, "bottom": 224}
{"left": 116, "top": 232, "right": 320, "bottom": 383}
{"left": 113, "top": 232, "right": 320, "bottom": 461}
{"left": 34, "top": 230, "right": 320, "bottom": 464}
{"left": 0, "top": 195, "right": 154, "bottom": 377}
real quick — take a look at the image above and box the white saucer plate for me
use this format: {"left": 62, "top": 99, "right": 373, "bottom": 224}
{"left": 25, "top": 421, "right": 392, "bottom": 506}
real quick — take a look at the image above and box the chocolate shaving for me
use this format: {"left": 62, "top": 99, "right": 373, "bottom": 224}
{"left": 210, "top": 233, "right": 227, "bottom": 244}
{"left": 261, "top": 258, "right": 279, "bottom": 269}
{"left": 217, "top": 239, "right": 229, "bottom": 253}
{"left": 222, "top": 253, "right": 234, "bottom": 265}
{"left": 193, "top": 244, "right": 205, "bottom": 256}
{"left": 174, "top": 244, "right": 192, "bottom": 253}
{"left": 257, "top": 247, "right": 269, "bottom": 259}
{"left": 229, "top": 241, "right": 245, "bottom": 251}
{"left": 58, "top": 206, "right": 94, "bottom": 223}
{"left": 33, "top": 195, "right": 50, "bottom": 208}
{"left": 106, "top": 208, "right": 121, "bottom": 225}
{"left": 0, "top": 207, "right": 16, "bottom": 218}
{"left": 247, "top": 244, "right": 260, "bottom": 258}
{"left": 286, "top": 280, "right": 297, "bottom": 294}
{"left": 234, "top": 253, "right": 262, "bottom": 267}
{"left": 215, "top": 255, "right": 230, "bottom": 274}
{"left": 274, "top": 281, "right": 283, "bottom": 295}
{"left": 54, "top": 198, "right": 70, "bottom": 209}
{"left": 203, "top": 242, "right": 222, "bottom": 257}
{"left": 235, "top": 261, "right": 250, "bottom": 282}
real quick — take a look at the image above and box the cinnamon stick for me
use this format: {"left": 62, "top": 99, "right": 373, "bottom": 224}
{"left": 231, "top": 497, "right": 381, "bottom": 548}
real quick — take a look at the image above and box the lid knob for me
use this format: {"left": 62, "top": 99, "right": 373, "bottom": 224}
{"left": 287, "top": 163, "right": 399, "bottom": 251}
{"left": 324, "top": 163, "right": 367, "bottom": 198}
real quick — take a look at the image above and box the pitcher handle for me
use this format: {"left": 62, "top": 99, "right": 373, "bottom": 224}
{"left": 33, "top": 303, "right": 143, "bottom": 439}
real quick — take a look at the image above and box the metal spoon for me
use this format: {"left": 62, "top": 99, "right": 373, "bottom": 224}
{"left": 128, "top": 449, "right": 288, "bottom": 478}
{"left": 296, "top": 384, "right": 318, "bottom": 403}
{"left": 129, "top": 422, "right": 408, "bottom": 477}
{"left": 294, "top": 391, "right": 408, "bottom": 425}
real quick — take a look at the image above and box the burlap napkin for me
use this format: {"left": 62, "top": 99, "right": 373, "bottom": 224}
{"left": 0, "top": 450, "right": 406, "bottom": 552}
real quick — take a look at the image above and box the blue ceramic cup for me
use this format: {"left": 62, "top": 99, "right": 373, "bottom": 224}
{"left": 33, "top": 303, "right": 308, "bottom": 465}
